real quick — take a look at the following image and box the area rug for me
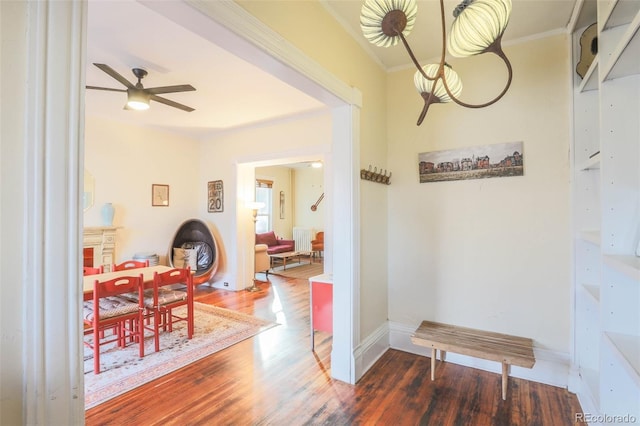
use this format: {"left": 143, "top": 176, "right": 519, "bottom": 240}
{"left": 270, "top": 261, "right": 324, "bottom": 279}
{"left": 84, "top": 302, "right": 276, "bottom": 409}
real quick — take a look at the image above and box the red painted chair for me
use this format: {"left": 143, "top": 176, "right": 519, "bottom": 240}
{"left": 83, "top": 265, "right": 104, "bottom": 275}
{"left": 82, "top": 275, "right": 145, "bottom": 374}
{"left": 151, "top": 268, "right": 194, "bottom": 352}
{"left": 113, "top": 259, "right": 149, "bottom": 271}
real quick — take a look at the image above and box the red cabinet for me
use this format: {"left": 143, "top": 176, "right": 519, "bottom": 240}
{"left": 309, "top": 274, "right": 333, "bottom": 350}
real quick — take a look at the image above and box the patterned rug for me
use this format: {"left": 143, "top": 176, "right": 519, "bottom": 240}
{"left": 84, "top": 302, "right": 276, "bottom": 409}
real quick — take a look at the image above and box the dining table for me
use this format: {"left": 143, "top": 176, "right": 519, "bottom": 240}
{"left": 82, "top": 265, "right": 174, "bottom": 299}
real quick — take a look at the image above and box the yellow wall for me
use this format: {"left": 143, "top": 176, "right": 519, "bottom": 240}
{"left": 238, "top": 0, "right": 390, "bottom": 337}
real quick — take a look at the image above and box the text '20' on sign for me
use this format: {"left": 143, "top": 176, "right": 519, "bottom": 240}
{"left": 207, "top": 180, "right": 223, "bottom": 213}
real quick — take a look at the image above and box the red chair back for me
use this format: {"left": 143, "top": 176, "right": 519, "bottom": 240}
{"left": 83, "top": 265, "right": 104, "bottom": 275}
{"left": 113, "top": 259, "right": 149, "bottom": 271}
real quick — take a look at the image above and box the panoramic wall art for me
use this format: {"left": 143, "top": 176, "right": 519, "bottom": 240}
{"left": 418, "top": 141, "right": 524, "bottom": 183}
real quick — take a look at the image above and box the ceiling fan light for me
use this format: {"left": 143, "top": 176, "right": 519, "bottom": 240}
{"left": 360, "top": 0, "right": 417, "bottom": 48}
{"left": 414, "top": 64, "right": 463, "bottom": 104}
{"left": 127, "top": 89, "right": 150, "bottom": 111}
{"left": 447, "top": 0, "right": 512, "bottom": 58}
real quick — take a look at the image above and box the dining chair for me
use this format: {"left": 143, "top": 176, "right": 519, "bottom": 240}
{"left": 82, "top": 274, "right": 145, "bottom": 374}
{"left": 83, "top": 265, "right": 104, "bottom": 275}
{"left": 113, "top": 259, "right": 149, "bottom": 271}
{"left": 151, "top": 267, "right": 194, "bottom": 352}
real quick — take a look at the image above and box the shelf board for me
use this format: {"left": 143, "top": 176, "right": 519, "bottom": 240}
{"left": 602, "top": 0, "right": 640, "bottom": 31}
{"left": 571, "top": 0, "right": 597, "bottom": 32}
{"left": 579, "top": 230, "right": 601, "bottom": 246}
{"left": 603, "top": 255, "right": 640, "bottom": 281}
{"left": 578, "top": 55, "right": 599, "bottom": 92}
{"left": 602, "top": 9, "right": 640, "bottom": 81}
{"left": 582, "top": 283, "right": 601, "bottom": 302}
{"left": 604, "top": 332, "right": 640, "bottom": 388}
{"left": 578, "top": 151, "right": 601, "bottom": 170}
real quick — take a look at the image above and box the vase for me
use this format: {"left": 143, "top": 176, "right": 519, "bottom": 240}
{"left": 101, "top": 203, "right": 115, "bottom": 226}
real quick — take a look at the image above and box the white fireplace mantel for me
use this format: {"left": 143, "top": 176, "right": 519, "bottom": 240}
{"left": 83, "top": 226, "right": 121, "bottom": 272}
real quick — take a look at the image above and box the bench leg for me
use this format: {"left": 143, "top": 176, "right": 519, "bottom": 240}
{"left": 501, "top": 363, "right": 509, "bottom": 400}
{"left": 431, "top": 348, "right": 436, "bottom": 381}
{"left": 441, "top": 350, "right": 446, "bottom": 362}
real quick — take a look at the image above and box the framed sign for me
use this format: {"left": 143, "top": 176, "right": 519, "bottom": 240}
{"left": 152, "top": 184, "right": 169, "bottom": 206}
{"left": 208, "top": 180, "right": 224, "bottom": 213}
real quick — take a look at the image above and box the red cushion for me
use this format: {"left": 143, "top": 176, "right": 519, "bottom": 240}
{"left": 256, "top": 231, "right": 278, "bottom": 247}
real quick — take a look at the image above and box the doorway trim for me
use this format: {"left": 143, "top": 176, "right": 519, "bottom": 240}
{"left": 134, "top": 1, "right": 362, "bottom": 383}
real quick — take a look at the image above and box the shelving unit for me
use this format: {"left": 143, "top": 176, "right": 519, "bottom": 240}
{"left": 571, "top": 0, "right": 640, "bottom": 421}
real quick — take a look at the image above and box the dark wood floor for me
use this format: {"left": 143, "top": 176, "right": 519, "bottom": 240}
{"left": 85, "top": 268, "right": 584, "bottom": 425}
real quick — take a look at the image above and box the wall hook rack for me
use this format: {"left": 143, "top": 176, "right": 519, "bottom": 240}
{"left": 360, "top": 165, "right": 391, "bottom": 185}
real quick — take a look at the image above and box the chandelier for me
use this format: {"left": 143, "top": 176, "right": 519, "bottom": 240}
{"left": 360, "top": 0, "right": 513, "bottom": 125}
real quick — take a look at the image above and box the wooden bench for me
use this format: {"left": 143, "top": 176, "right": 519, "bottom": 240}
{"left": 411, "top": 320, "right": 535, "bottom": 400}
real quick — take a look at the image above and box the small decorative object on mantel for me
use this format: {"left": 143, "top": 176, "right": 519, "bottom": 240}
{"left": 101, "top": 202, "right": 115, "bottom": 226}
{"left": 360, "top": 166, "right": 391, "bottom": 185}
{"left": 576, "top": 23, "right": 598, "bottom": 79}
{"left": 207, "top": 180, "right": 223, "bottom": 213}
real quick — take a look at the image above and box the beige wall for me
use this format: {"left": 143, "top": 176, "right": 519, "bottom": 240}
{"left": 386, "top": 34, "right": 572, "bottom": 352}
{"left": 292, "top": 166, "right": 325, "bottom": 232}
{"left": 84, "top": 116, "right": 201, "bottom": 264}
{"left": 1, "top": 2, "right": 28, "bottom": 424}
{"left": 255, "top": 165, "right": 295, "bottom": 238}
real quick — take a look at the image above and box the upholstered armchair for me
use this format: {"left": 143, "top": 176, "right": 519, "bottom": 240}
{"left": 255, "top": 243, "right": 270, "bottom": 276}
{"left": 311, "top": 231, "right": 324, "bottom": 257}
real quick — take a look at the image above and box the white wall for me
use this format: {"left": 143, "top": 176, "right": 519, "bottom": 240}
{"left": 387, "top": 35, "right": 572, "bottom": 354}
{"left": 197, "top": 112, "right": 332, "bottom": 290}
{"left": 84, "top": 116, "right": 201, "bottom": 264}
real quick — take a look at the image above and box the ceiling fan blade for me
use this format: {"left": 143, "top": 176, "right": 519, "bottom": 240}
{"left": 93, "top": 63, "right": 134, "bottom": 88}
{"left": 145, "top": 84, "right": 196, "bottom": 95}
{"left": 150, "top": 95, "right": 195, "bottom": 112}
{"left": 86, "top": 86, "right": 127, "bottom": 92}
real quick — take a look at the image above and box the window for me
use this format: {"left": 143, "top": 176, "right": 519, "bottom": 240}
{"left": 255, "top": 179, "right": 273, "bottom": 234}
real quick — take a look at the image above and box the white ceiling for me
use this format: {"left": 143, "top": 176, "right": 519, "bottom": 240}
{"left": 86, "top": 0, "right": 578, "bottom": 139}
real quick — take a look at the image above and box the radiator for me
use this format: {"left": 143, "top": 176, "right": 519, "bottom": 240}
{"left": 293, "top": 227, "right": 314, "bottom": 253}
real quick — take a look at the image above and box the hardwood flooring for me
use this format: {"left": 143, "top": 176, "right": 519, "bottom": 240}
{"left": 85, "top": 269, "right": 584, "bottom": 425}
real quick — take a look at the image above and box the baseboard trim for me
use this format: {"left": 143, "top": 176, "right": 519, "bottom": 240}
{"left": 354, "top": 322, "right": 389, "bottom": 382}
{"left": 388, "top": 321, "right": 572, "bottom": 389}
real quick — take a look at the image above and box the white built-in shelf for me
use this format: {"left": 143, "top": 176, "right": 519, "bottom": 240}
{"left": 581, "top": 366, "right": 601, "bottom": 403}
{"left": 603, "top": 255, "right": 640, "bottom": 280}
{"left": 602, "top": 9, "right": 640, "bottom": 80}
{"left": 605, "top": 332, "right": 640, "bottom": 388}
{"left": 579, "top": 55, "right": 599, "bottom": 92}
{"left": 579, "top": 151, "right": 601, "bottom": 170}
{"left": 582, "top": 283, "right": 601, "bottom": 302}
{"left": 580, "top": 230, "right": 601, "bottom": 246}
{"left": 601, "top": 0, "right": 640, "bottom": 31}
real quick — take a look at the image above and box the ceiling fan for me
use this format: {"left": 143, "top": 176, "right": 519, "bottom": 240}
{"left": 86, "top": 63, "right": 196, "bottom": 112}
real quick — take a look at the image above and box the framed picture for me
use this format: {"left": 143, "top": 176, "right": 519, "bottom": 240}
{"left": 418, "top": 141, "right": 524, "bottom": 183}
{"left": 208, "top": 180, "right": 224, "bottom": 213}
{"left": 152, "top": 184, "right": 170, "bottom": 206}
{"left": 279, "top": 191, "right": 285, "bottom": 219}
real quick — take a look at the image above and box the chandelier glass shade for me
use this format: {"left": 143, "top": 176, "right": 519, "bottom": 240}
{"left": 360, "top": 0, "right": 513, "bottom": 125}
